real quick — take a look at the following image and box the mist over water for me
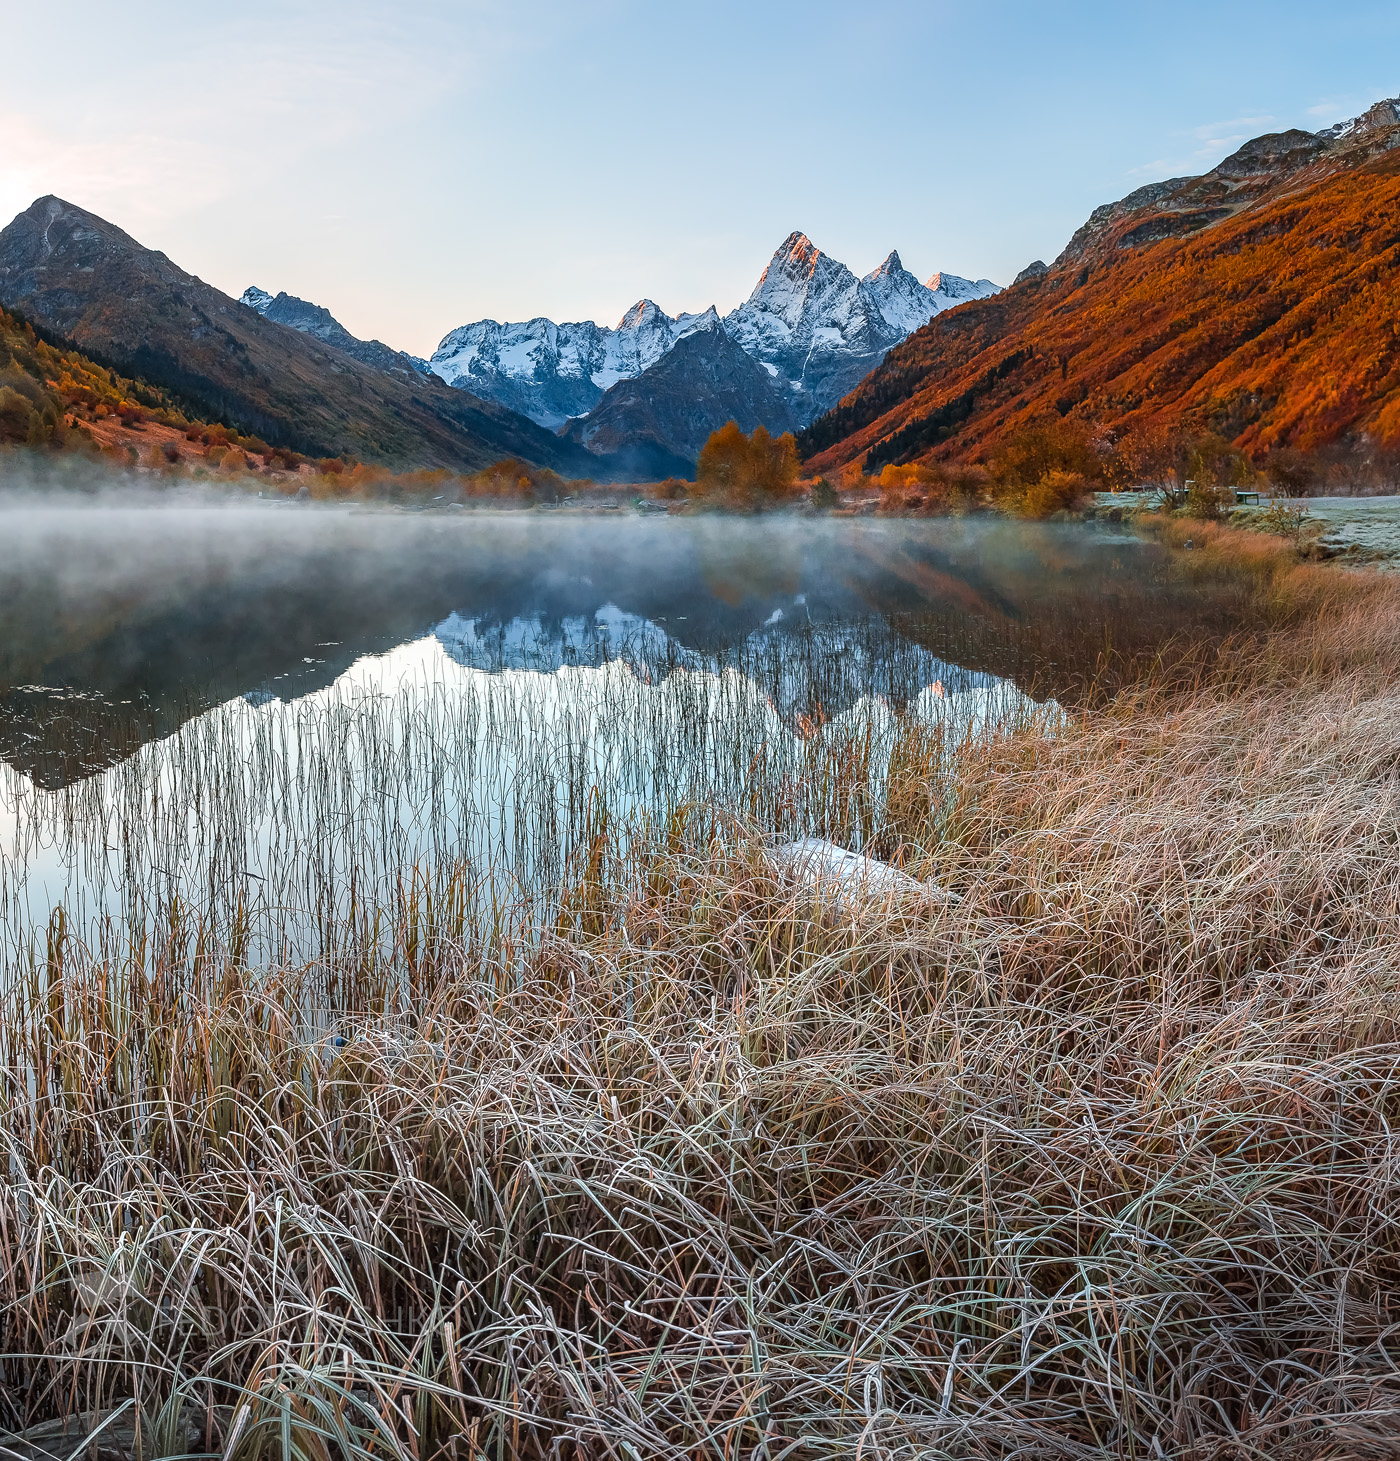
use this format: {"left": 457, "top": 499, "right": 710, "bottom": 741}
{"left": 0, "top": 497, "right": 1234, "bottom": 966}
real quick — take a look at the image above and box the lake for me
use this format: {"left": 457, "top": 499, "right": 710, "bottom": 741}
{"left": 0, "top": 503, "right": 1245, "bottom": 969}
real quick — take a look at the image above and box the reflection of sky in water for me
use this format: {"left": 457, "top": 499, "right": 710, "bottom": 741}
{"left": 4, "top": 507, "right": 1189, "bottom": 969}
{"left": 0, "top": 617, "right": 1047, "bottom": 967}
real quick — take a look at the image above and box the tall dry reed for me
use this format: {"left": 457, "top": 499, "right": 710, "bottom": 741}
{"left": 1, "top": 545, "right": 1399, "bottom": 1458}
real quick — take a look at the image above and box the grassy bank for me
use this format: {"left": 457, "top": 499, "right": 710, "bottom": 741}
{"left": 3, "top": 544, "right": 1400, "bottom": 1459}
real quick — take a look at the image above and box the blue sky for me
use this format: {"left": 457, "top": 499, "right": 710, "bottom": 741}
{"left": 2, "top": 0, "right": 1395, "bottom": 356}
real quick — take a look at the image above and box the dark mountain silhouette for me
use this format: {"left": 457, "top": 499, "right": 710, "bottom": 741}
{"left": 561, "top": 322, "right": 796, "bottom": 471}
{"left": 240, "top": 285, "right": 430, "bottom": 381}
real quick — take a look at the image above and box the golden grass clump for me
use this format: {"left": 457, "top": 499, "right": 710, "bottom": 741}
{"left": 2, "top": 546, "right": 1400, "bottom": 1457}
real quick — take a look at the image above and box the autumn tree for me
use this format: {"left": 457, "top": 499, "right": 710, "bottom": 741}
{"left": 1264, "top": 446, "right": 1319, "bottom": 497}
{"left": 695, "top": 421, "right": 799, "bottom": 509}
{"left": 0, "top": 387, "right": 31, "bottom": 442}
{"left": 875, "top": 462, "right": 983, "bottom": 515}
{"left": 1115, "top": 423, "right": 1182, "bottom": 492}
{"left": 989, "top": 419, "right": 1101, "bottom": 518}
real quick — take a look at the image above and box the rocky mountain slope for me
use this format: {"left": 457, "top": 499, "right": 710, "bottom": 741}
{"left": 241, "top": 287, "right": 430, "bottom": 381}
{"left": 431, "top": 237, "right": 999, "bottom": 435}
{"left": 800, "top": 97, "right": 1400, "bottom": 475}
{"left": 559, "top": 321, "right": 796, "bottom": 468}
{"left": 0, "top": 198, "right": 632, "bottom": 476}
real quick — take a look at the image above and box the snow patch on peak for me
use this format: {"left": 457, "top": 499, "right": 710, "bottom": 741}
{"left": 862, "top": 252, "right": 941, "bottom": 336}
{"left": 925, "top": 272, "right": 1003, "bottom": 310}
{"left": 1318, "top": 96, "right": 1400, "bottom": 140}
{"left": 866, "top": 249, "right": 904, "bottom": 279}
{"left": 675, "top": 304, "right": 721, "bottom": 335}
{"left": 616, "top": 298, "right": 666, "bottom": 331}
{"left": 773, "top": 231, "right": 822, "bottom": 272}
{"left": 241, "top": 286, "right": 274, "bottom": 314}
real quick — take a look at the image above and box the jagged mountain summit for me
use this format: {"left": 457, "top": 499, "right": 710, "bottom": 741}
{"left": 430, "top": 236, "right": 1001, "bottom": 434}
{"left": 722, "top": 234, "right": 999, "bottom": 420}
{"left": 927, "top": 271, "right": 1002, "bottom": 309}
{"left": 240, "top": 287, "right": 430, "bottom": 380}
{"left": 430, "top": 302, "right": 720, "bottom": 430}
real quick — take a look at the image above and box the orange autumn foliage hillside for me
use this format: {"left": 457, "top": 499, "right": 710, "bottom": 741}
{"left": 801, "top": 100, "right": 1400, "bottom": 478}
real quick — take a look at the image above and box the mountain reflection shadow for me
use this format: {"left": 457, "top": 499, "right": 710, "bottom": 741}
{"left": 0, "top": 508, "right": 1243, "bottom": 791}
{"left": 0, "top": 506, "right": 1267, "bottom": 966}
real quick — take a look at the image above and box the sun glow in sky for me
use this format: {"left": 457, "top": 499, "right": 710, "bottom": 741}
{"left": 2, "top": 0, "right": 1395, "bottom": 357}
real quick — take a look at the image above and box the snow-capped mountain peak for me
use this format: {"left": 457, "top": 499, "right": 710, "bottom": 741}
{"left": 429, "top": 234, "right": 1001, "bottom": 434}
{"left": 862, "top": 251, "right": 942, "bottom": 337}
{"left": 737, "top": 232, "right": 861, "bottom": 336}
{"left": 616, "top": 298, "right": 666, "bottom": 331}
{"left": 1317, "top": 96, "right": 1400, "bottom": 141}
{"left": 241, "top": 286, "right": 274, "bottom": 313}
{"left": 429, "top": 298, "right": 725, "bottom": 429}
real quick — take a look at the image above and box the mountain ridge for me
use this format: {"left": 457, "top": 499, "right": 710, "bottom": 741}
{"left": 800, "top": 96, "right": 1400, "bottom": 474}
{"left": 430, "top": 301, "right": 720, "bottom": 430}
{"left": 428, "top": 235, "right": 1000, "bottom": 436}
{"left": 0, "top": 197, "right": 641, "bottom": 476}
{"left": 240, "top": 287, "right": 431, "bottom": 381}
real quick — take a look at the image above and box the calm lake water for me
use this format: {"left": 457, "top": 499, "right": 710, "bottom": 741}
{"left": 0, "top": 503, "right": 1240, "bottom": 968}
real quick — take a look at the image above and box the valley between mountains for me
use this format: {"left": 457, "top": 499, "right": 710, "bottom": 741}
{"left": 4, "top": 95, "right": 1400, "bottom": 488}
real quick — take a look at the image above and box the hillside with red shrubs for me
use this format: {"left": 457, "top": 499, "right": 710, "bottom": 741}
{"left": 801, "top": 101, "right": 1400, "bottom": 480}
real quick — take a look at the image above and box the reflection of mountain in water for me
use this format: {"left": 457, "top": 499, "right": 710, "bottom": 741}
{"left": 0, "top": 512, "right": 1201, "bottom": 791}
{"left": 434, "top": 602, "right": 993, "bottom": 733}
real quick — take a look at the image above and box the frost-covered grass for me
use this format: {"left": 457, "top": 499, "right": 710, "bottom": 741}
{"left": 2, "top": 553, "right": 1400, "bottom": 1458}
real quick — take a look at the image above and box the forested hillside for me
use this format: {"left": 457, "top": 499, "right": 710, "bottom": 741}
{"left": 0, "top": 302, "right": 189, "bottom": 453}
{"left": 801, "top": 101, "right": 1400, "bottom": 482}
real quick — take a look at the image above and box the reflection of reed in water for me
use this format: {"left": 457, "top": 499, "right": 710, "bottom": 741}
{"left": 0, "top": 615, "right": 1045, "bottom": 974}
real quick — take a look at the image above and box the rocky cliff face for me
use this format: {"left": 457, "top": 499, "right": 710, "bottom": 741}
{"left": 560, "top": 321, "right": 797, "bottom": 468}
{"left": 1054, "top": 99, "right": 1400, "bottom": 270}
{"left": 241, "top": 287, "right": 430, "bottom": 380}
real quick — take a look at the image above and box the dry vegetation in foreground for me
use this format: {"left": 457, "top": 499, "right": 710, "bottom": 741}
{"left": 4, "top": 542, "right": 1400, "bottom": 1459}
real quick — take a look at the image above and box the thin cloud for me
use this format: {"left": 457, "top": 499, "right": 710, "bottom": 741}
{"left": 1306, "top": 90, "right": 1391, "bottom": 126}
{"left": 0, "top": 5, "right": 489, "bottom": 235}
{"left": 1125, "top": 114, "right": 1278, "bottom": 181}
